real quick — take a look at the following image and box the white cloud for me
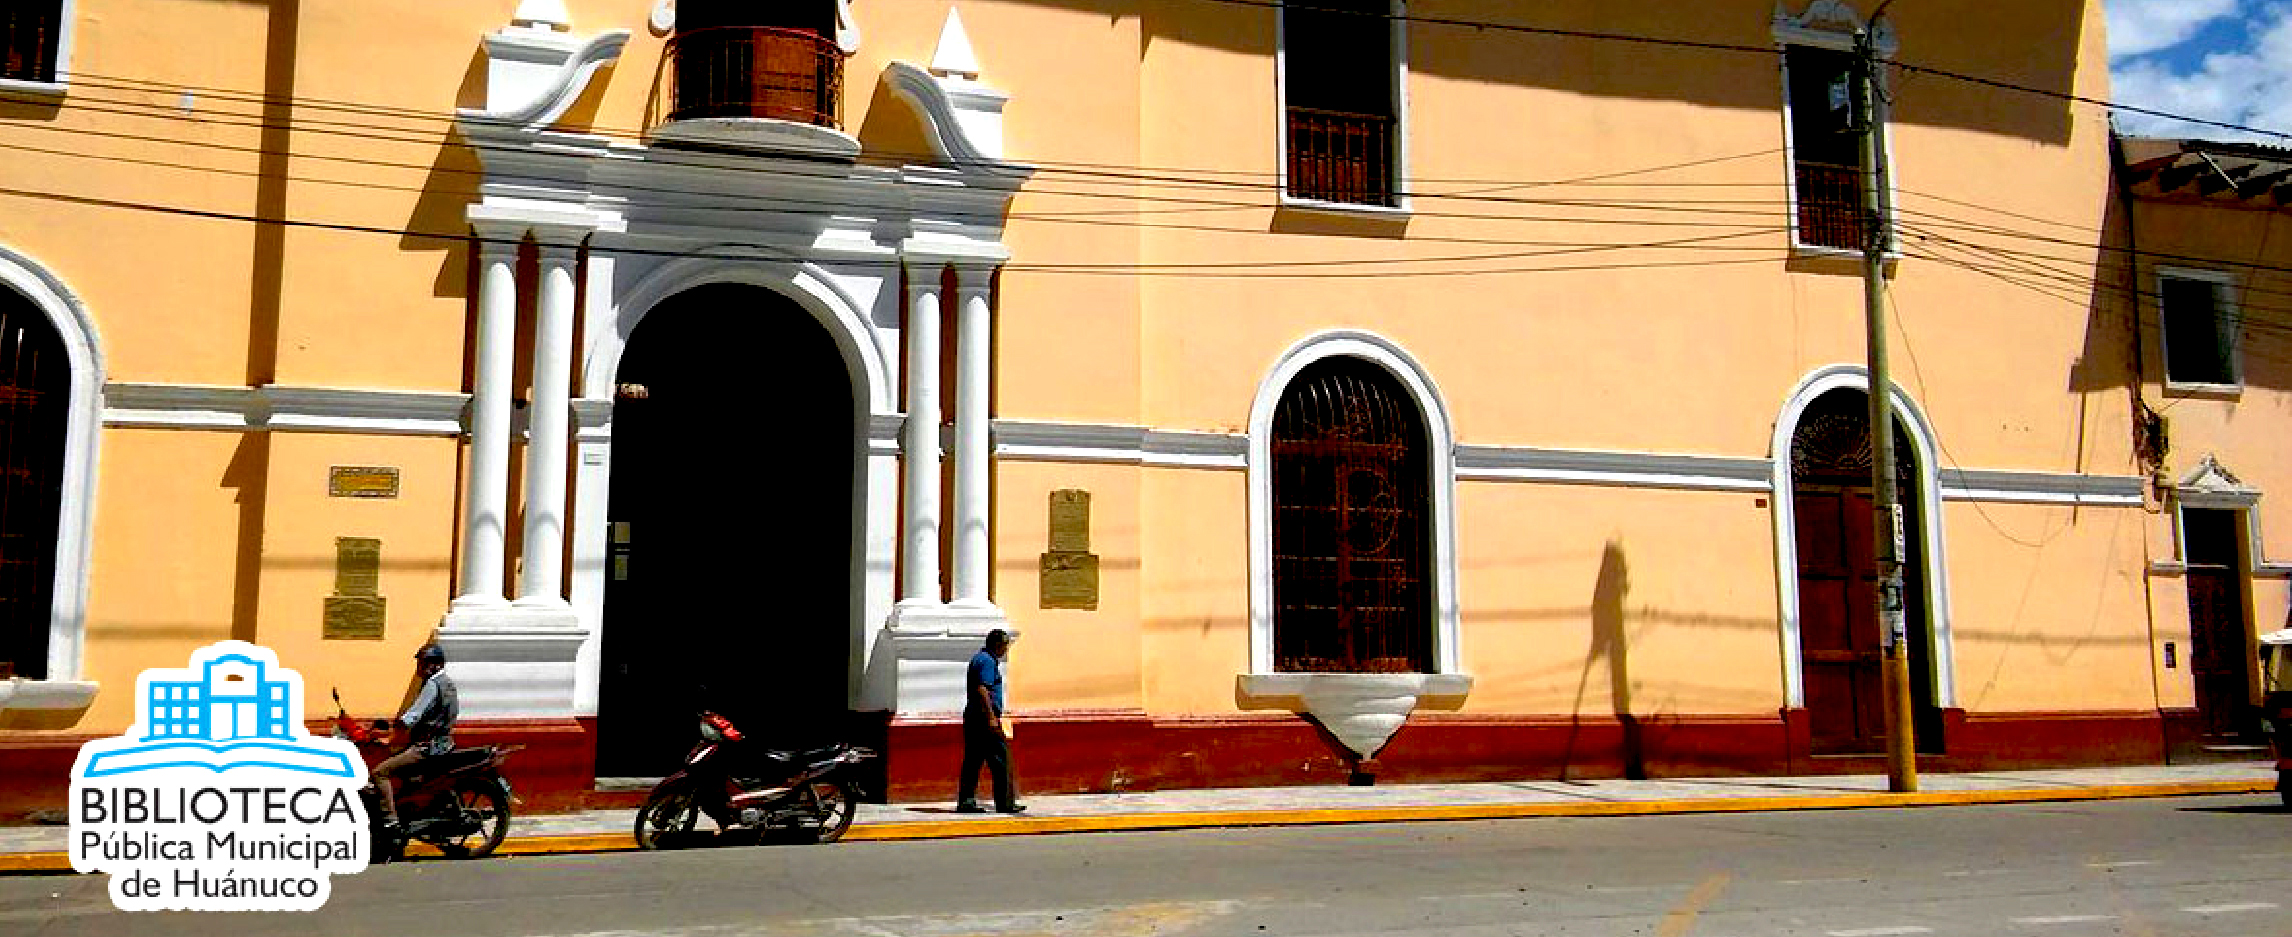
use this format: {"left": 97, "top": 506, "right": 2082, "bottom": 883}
{"left": 2106, "top": 0, "right": 2241, "bottom": 60}
{"left": 2108, "top": 1, "right": 2292, "bottom": 142}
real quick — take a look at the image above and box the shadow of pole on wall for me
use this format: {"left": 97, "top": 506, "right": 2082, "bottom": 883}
{"left": 1593, "top": 539, "right": 1645, "bottom": 780}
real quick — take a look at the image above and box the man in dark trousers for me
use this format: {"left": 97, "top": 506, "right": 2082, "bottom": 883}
{"left": 956, "top": 629, "right": 1024, "bottom": 814}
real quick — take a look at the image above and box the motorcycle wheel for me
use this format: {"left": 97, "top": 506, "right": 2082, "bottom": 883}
{"left": 808, "top": 779, "right": 857, "bottom": 844}
{"left": 436, "top": 781, "right": 511, "bottom": 859}
{"left": 635, "top": 783, "right": 701, "bottom": 850}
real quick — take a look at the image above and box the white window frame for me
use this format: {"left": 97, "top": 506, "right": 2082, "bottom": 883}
{"left": 2156, "top": 266, "right": 2243, "bottom": 396}
{"left": 1275, "top": 0, "right": 1411, "bottom": 216}
{"left": 0, "top": 0, "right": 73, "bottom": 96}
{"left": 1774, "top": 3, "right": 1896, "bottom": 257}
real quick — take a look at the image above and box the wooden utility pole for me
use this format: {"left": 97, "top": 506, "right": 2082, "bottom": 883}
{"left": 1853, "top": 15, "right": 1917, "bottom": 793}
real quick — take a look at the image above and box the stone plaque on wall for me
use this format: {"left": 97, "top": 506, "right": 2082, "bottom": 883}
{"left": 1048, "top": 489, "right": 1091, "bottom": 553}
{"left": 329, "top": 466, "right": 401, "bottom": 499}
{"left": 323, "top": 537, "right": 386, "bottom": 639}
{"left": 1040, "top": 489, "right": 1099, "bottom": 610}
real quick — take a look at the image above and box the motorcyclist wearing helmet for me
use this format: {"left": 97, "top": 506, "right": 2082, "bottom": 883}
{"left": 373, "top": 643, "right": 459, "bottom": 829}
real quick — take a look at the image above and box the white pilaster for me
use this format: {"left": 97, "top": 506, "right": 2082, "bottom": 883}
{"left": 898, "top": 268, "right": 945, "bottom": 608}
{"left": 515, "top": 232, "right": 583, "bottom": 609}
{"left": 453, "top": 223, "right": 522, "bottom": 610}
{"left": 949, "top": 265, "right": 994, "bottom": 607}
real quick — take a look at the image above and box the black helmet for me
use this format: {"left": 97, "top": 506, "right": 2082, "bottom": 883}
{"left": 414, "top": 644, "right": 446, "bottom": 666}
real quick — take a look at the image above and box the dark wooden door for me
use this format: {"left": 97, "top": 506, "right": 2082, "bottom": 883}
{"left": 0, "top": 299, "right": 65, "bottom": 680}
{"left": 2182, "top": 508, "right": 2253, "bottom": 740}
{"left": 1795, "top": 484, "right": 1885, "bottom": 753}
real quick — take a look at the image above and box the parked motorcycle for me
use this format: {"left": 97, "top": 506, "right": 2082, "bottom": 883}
{"left": 634, "top": 709, "right": 876, "bottom": 848}
{"left": 330, "top": 689, "right": 518, "bottom": 861}
{"left": 2261, "top": 631, "right": 2292, "bottom": 807}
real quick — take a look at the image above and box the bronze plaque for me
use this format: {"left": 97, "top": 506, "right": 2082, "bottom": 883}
{"left": 329, "top": 466, "right": 401, "bottom": 499}
{"left": 1039, "top": 551, "right": 1099, "bottom": 610}
{"left": 1048, "top": 489, "right": 1091, "bottom": 554}
{"left": 335, "top": 537, "right": 382, "bottom": 597}
{"left": 323, "top": 595, "right": 387, "bottom": 640}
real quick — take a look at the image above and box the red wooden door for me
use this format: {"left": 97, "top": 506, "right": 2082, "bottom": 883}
{"left": 1795, "top": 485, "right": 1885, "bottom": 753}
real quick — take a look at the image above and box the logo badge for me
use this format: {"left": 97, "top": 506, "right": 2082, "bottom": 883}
{"left": 69, "top": 641, "right": 369, "bottom": 911}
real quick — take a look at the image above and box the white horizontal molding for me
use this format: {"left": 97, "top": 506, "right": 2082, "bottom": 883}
{"left": 990, "top": 420, "right": 1245, "bottom": 469}
{"left": 1939, "top": 469, "right": 2145, "bottom": 506}
{"left": 102, "top": 383, "right": 261, "bottom": 429}
{"left": 265, "top": 386, "right": 470, "bottom": 435}
{"left": 1456, "top": 445, "right": 1773, "bottom": 492}
{"left": 103, "top": 383, "right": 470, "bottom": 436}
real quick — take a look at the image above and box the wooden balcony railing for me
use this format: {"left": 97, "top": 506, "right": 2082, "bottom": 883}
{"left": 666, "top": 26, "right": 846, "bottom": 127}
{"left": 1794, "top": 160, "right": 1865, "bottom": 251}
{"left": 2, "top": 4, "right": 60, "bottom": 83}
{"left": 1288, "top": 106, "right": 1397, "bottom": 208}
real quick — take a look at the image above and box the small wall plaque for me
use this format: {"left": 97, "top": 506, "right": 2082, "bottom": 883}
{"left": 1041, "top": 489, "right": 1100, "bottom": 610}
{"left": 1040, "top": 552, "right": 1100, "bottom": 610}
{"left": 329, "top": 466, "right": 401, "bottom": 499}
{"left": 1048, "top": 489, "right": 1091, "bottom": 553}
{"left": 324, "top": 537, "right": 386, "bottom": 639}
{"left": 323, "top": 596, "right": 387, "bottom": 640}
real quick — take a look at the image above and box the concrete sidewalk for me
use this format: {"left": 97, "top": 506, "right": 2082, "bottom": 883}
{"left": 5, "top": 762, "right": 2273, "bottom": 872}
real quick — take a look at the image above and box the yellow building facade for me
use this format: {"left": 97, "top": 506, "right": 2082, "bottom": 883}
{"left": 0, "top": 0, "right": 2264, "bottom": 812}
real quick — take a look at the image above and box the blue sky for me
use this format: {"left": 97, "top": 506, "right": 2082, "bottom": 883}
{"left": 2107, "top": 0, "right": 2292, "bottom": 141}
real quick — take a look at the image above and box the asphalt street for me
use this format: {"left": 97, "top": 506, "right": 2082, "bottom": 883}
{"left": 2, "top": 794, "right": 2288, "bottom": 937}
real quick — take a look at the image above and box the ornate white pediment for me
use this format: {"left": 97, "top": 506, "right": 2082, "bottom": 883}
{"left": 1773, "top": 0, "right": 1897, "bottom": 54}
{"left": 2179, "top": 454, "right": 2260, "bottom": 508}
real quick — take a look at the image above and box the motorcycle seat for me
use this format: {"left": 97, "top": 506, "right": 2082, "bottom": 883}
{"left": 406, "top": 746, "right": 493, "bottom": 778}
{"left": 760, "top": 745, "right": 843, "bottom": 765}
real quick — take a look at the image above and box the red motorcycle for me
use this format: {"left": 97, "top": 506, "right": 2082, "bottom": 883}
{"left": 330, "top": 689, "right": 518, "bottom": 861}
{"left": 634, "top": 710, "right": 876, "bottom": 848}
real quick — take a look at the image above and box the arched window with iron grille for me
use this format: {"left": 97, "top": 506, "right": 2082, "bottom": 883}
{"left": 1270, "top": 356, "right": 1432, "bottom": 673}
{"left": 0, "top": 288, "right": 67, "bottom": 680}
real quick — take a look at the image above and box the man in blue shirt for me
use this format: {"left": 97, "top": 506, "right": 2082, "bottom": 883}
{"left": 956, "top": 629, "right": 1023, "bottom": 814}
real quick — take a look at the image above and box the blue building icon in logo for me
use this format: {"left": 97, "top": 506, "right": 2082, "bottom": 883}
{"left": 78, "top": 642, "right": 359, "bottom": 779}
{"left": 143, "top": 655, "right": 294, "bottom": 743}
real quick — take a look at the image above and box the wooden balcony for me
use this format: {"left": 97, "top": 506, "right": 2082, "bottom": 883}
{"left": 1794, "top": 160, "right": 1865, "bottom": 251}
{"left": 2, "top": 4, "right": 60, "bottom": 83}
{"left": 665, "top": 26, "right": 845, "bottom": 127}
{"left": 1287, "top": 107, "right": 1397, "bottom": 208}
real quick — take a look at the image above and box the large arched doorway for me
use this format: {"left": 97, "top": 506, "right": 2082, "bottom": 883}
{"left": 1269, "top": 356, "right": 1433, "bottom": 674}
{"left": 594, "top": 283, "right": 857, "bottom": 777}
{"left": 1789, "top": 387, "right": 1940, "bottom": 755}
{"left": 0, "top": 287, "right": 67, "bottom": 681}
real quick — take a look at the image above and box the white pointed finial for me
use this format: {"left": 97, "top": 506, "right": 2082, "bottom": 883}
{"left": 513, "top": 0, "right": 571, "bottom": 30}
{"left": 930, "top": 8, "right": 981, "bottom": 79}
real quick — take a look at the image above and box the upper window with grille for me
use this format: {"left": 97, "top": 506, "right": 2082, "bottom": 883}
{"left": 2159, "top": 269, "right": 2240, "bottom": 390}
{"left": 1281, "top": 0, "right": 1403, "bottom": 209}
{"left": 2, "top": 2, "right": 67, "bottom": 88}
{"left": 1774, "top": 3, "right": 1892, "bottom": 254}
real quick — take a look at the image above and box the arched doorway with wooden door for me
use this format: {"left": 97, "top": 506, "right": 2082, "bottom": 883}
{"left": 0, "top": 284, "right": 69, "bottom": 684}
{"left": 593, "top": 282, "right": 857, "bottom": 778}
{"left": 1782, "top": 383, "right": 1946, "bottom": 757}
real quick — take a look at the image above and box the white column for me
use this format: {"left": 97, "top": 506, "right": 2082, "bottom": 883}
{"left": 454, "top": 223, "right": 522, "bottom": 609}
{"left": 515, "top": 233, "right": 582, "bottom": 607}
{"left": 899, "top": 268, "right": 944, "bottom": 607}
{"left": 949, "top": 266, "right": 994, "bottom": 608}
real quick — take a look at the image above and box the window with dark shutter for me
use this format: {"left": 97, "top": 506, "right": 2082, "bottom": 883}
{"left": 1283, "top": 0, "right": 1398, "bottom": 207}
{"left": 1785, "top": 45, "right": 1865, "bottom": 251}
{"left": 2161, "top": 274, "right": 2239, "bottom": 387}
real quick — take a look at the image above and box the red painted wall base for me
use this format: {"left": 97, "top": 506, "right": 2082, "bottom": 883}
{"left": 0, "top": 707, "right": 2182, "bottom": 820}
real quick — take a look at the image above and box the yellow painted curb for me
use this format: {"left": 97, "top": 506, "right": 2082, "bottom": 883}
{"left": 0, "top": 780, "right": 2272, "bottom": 872}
